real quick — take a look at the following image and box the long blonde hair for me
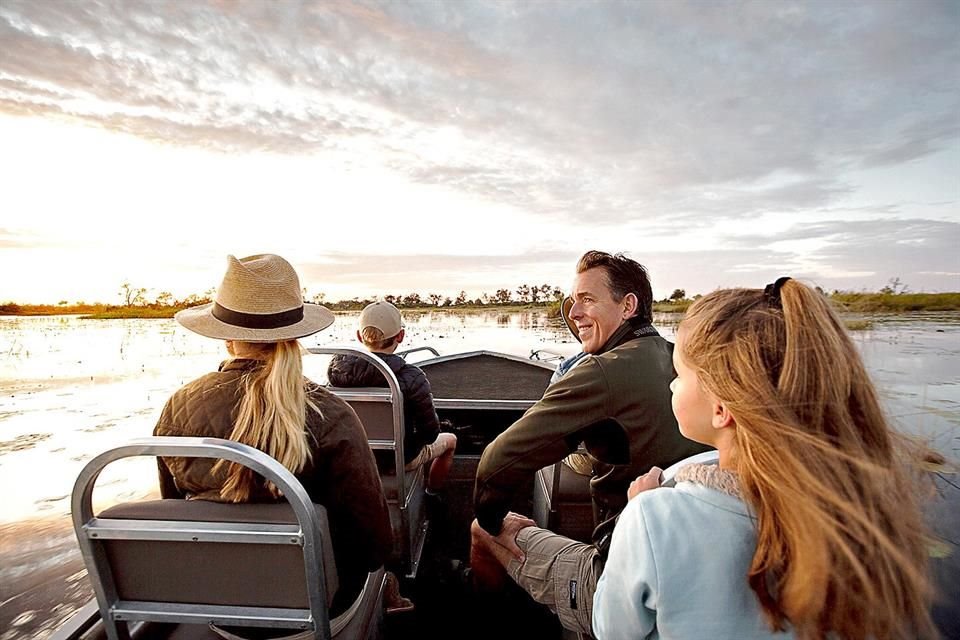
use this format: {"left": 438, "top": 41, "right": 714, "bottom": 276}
{"left": 680, "top": 281, "right": 935, "bottom": 639}
{"left": 214, "top": 340, "right": 312, "bottom": 502}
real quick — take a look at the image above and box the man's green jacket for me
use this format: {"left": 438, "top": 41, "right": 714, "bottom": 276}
{"left": 474, "top": 334, "right": 710, "bottom": 554}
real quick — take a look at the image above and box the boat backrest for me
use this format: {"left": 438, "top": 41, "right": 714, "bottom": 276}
{"left": 306, "top": 347, "right": 406, "bottom": 458}
{"left": 96, "top": 499, "right": 335, "bottom": 610}
{"left": 71, "top": 437, "right": 370, "bottom": 640}
{"left": 307, "top": 347, "right": 427, "bottom": 579}
{"left": 533, "top": 461, "right": 595, "bottom": 544}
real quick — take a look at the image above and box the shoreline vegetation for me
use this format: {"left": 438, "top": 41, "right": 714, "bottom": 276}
{"left": 2, "top": 286, "right": 959, "bottom": 322}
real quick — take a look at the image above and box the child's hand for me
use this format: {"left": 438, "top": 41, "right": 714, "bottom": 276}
{"left": 627, "top": 467, "right": 663, "bottom": 500}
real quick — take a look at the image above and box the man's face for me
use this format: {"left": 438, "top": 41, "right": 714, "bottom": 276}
{"left": 568, "top": 268, "right": 630, "bottom": 354}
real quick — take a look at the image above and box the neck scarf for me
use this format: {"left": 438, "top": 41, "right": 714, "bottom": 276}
{"left": 674, "top": 463, "right": 742, "bottom": 499}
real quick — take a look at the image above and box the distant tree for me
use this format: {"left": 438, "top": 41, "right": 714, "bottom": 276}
{"left": 384, "top": 294, "right": 398, "bottom": 305}
{"left": 455, "top": 290, "right": 468, "bottom": 306}
{"left": 552, "top": 286, "right": 564, "bottom": 302}
{"left": 429, "top": 293, "right": 443, "bottom": 306}
{"left": 494, "top": 289, "right": 512, "bottom": 304}
{"left": 58, "top": 300, "right": 69, "bottom": 306}
{"left": 155, "top": 291, "right": 173, "bottom": 307}
{"left": 472, "top": 298, "right": 484, "bottom": 305}
{"left": 880, "top": 277, "right": 908, "bottom": 295}
{"left": 538, "top": 284, "right": 552, "bottom": 303}
{"left": 312, "top": 292, "right": 326, "bottom": 304}
{"left": 402, "top": 293, "right": 422, "bottom": 306}
{"left": 529, "top": 284, "right": 541, "bottom": 304}
{"left": 516, "top": 284, "right": 531, "bottom": 304}
{"left": 119, "top": 282, "right": 147, "bottom": 306}
{"left": 443, "top": 296, "right": 453, "bottom": 306}
{"left": 670, "top": 289, "right": 686, "bottom": 301}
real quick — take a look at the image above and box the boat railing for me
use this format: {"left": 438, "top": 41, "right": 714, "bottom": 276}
{"left": 396, "top": 346, "right": 440, "bottom": 360}
{"left": 529, "top": 348, "right": 566, "bottom": 363}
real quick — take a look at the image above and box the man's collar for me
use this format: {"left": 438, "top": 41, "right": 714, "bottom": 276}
{"left": 594, "top": 316, "right": 659, "bottom": 355}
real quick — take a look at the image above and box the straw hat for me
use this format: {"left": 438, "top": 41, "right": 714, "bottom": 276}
{"left": 175, "top": 254, "right": 334, "bottom": 342}
{"left": 561, "top": 296, "right": 581, "bottom": 343}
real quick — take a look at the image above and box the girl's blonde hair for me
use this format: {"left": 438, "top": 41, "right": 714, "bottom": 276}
{"left": 214, "top": 340, "right": 312, "bottom": 502}
{"left": 680, "top": 280, "right": 935, "bottom": 639}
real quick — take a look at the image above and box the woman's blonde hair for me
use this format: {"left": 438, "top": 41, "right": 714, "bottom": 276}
{"left": 679, "top": 280, "right": 935, "bottom": 639}
{"left": 214, "top": 340, "right": 312, "bottom": 502}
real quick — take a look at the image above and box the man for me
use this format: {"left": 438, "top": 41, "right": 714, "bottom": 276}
{"left": 471, "top": 250, "right": 710, "bottom": 636}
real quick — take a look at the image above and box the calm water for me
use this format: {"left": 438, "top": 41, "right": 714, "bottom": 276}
{"left": 1, "top": 311, "right": 958, "bottom": 638}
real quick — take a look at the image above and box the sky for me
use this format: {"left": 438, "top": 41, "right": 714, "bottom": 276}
{"left": 0, "top": 0, "right": 958, "bottom": 304}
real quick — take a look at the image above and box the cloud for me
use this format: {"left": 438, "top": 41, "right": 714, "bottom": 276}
{"left": 1, "top": 0, "right": 957, "bottom": 225}
{"left": 711, "top": 217, "right": 960, "bottom": 289}
{"left": 0, "top": 228, "right": 59, "bottom": 249}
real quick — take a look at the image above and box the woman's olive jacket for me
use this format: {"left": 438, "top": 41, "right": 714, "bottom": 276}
{"left": 153, "top": 358, "right": 392, "bottom": 611}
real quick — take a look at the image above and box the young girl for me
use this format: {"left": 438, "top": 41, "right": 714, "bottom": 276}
{"left": 593, "top": 278, "right": 936, "bottom": 639}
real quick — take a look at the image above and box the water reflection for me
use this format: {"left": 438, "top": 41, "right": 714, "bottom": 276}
{"left": 0, "top": 311, "right": 958, "bottom": 637}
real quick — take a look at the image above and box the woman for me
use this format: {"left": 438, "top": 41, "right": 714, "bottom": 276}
{"left": 593, "top": 278, "right": 937, "bottom": 639}
{"left": 154, "top": 253, "right": 393, "bottom": 616}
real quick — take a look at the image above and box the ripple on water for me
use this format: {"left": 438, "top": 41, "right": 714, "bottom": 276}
{"left": 0, "top": 433, "right": 51, "bottom": 455}
{"left": 10, "top": 611, "right": 35, "bottom": 626}
{"left": 80, "top": 422, "right": 117, "bottom": 433}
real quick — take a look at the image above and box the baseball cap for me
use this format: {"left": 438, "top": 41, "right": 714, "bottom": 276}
{"left": 358, "top": 301, "right": 404, "bottom": 339}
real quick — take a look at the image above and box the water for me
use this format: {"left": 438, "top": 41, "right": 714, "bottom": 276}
{"left": 1, "top": 311, "right": 958, "bottom": 638}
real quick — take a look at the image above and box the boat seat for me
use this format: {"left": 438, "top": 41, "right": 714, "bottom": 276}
{"left": 307, "top": 347, "right": 428, "bottom": 579}
{"left": 70, "top": 437, "right": 385, "bottom": 640}
{"left": 533, "top": 461, "right": 595, "bottom": 544}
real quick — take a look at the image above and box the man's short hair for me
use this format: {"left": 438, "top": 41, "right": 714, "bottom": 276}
{"left": 576, "top": 250, "right": 653, "bottom": 323}
{"left": 359, "top": 325, "right": 399, "bottom": 351}
{"left": 358, "top": 301, "right": 404, "bottom": 350}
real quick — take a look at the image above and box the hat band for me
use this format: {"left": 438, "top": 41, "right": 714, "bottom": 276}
{"left": 212, "top": 302, "right": 304, "bottom": 329}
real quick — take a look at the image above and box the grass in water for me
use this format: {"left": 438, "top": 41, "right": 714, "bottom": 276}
{"left": 843, "top": 319, "right": 874, "bottom": 331}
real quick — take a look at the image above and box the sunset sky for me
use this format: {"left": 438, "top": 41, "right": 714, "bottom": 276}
{"left": 1, "top": 0, "right": 957, "bottom": 304}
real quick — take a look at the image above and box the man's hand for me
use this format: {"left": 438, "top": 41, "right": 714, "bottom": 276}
{"left": 492, "top": 511, "right": 536, "bottom": 561}
{"left": 627, "top": 466, "right": 663, "bottom": 500}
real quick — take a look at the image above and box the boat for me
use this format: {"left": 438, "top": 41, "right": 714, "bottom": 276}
{"left": 48, "top": 346, "right": 960, "bottom": 640}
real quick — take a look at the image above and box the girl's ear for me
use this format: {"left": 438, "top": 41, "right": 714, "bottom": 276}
{"left": 712, "top": 401, "right": 735, "bottom": 430}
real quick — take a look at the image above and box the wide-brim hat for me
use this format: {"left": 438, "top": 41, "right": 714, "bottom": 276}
{"left": 176, "top": 254, "right": 334, "bottom": 343}
{"left": 561, "top": 296, "right": 581, "bottom": 343}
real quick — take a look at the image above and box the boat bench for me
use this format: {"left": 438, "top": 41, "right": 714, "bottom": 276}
{"left": 68, "top": 437, "right": 385, "bottom": 640}
{"left": 307, "top": 347, "right": 428, "bottom": 579}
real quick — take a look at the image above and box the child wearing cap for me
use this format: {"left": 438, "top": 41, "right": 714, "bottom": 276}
{"left": 328, "top": 301, "right": 457, "bottom": 498}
